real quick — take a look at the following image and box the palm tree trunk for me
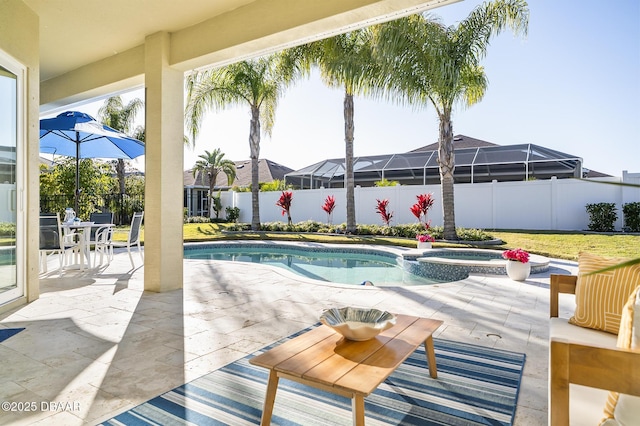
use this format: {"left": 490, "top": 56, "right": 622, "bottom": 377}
{"left": 438, "top": 112, "right": 457, "bottom": 240}
{"left": 344, "top": 89, "right": 356, "bottom": 233}
{"left": 249, "top": 106, "right": 261, "bottom": 230}
{"left": 208, "top": 171, "right": 219, "bottom": 219}
{"left": 208, "top": 181, "right": 214, "bottom": 219}
{"left": 116, "top": 159, "right": 126, "bottom": 194}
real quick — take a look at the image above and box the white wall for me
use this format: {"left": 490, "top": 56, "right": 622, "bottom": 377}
{"left": 219, "top": 174, "right": 640, "bottom": 231}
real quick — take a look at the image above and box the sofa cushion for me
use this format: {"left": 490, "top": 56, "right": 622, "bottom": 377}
{"left": 569, "top": 253, "right": 640, "bottom": 334}
{"left": 550, "top": 317, "right": 617, "bottom": 348}
{"left": 601, "top": 286, "right": 640, "bottom": 425}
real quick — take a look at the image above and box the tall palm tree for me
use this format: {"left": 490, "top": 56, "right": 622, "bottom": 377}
{"left": 302, "top": 30, "right": 381, "bottom": 234}
{"left": 192, "top": 148, "right": 236, "bottom": 218}
{"left": 97, "top": 96, "right": 144, "bottom": 195}
{"left": 185, "top": 54, "right": 303, "bottom": 230}
{"left": 374, "top": 0, "right": 529, "bottom": 240}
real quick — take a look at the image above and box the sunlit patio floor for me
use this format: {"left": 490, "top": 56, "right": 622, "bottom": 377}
{"left": 0, "top": 245, "right": 578, "bottom": 425}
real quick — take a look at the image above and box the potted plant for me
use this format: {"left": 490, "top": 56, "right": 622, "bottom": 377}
{"left": 416, "top": 233, "right": 435, "bottom": 249}
{"left": 502, "top": 248, "right": 531, "bottom": 281}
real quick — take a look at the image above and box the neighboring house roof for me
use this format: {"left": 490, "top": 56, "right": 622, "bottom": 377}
{"left": 409, "top": 134, "right": 498, "bottom": 152}
{"left": 184, "top": 159, "right": 294, "bottom": 189}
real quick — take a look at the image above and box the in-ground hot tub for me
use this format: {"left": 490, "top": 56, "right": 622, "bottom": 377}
{"left": 403, "top": 248, "right": 549, "bottom": 281}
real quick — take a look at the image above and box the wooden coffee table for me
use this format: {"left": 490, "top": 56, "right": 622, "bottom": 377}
{"left": 249, "top": 314, "right": 443, "bottom": 426}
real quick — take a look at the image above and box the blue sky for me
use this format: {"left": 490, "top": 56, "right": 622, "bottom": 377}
{"left": 76, "top": 0, "right": 640, "bottom": 177}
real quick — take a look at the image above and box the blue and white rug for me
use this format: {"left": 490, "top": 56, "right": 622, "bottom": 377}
{"left": 0, "top": 327, "right": 24, "bottom": 343}
{"left": 101, "top": 326, "right": 525, "bottom": 425}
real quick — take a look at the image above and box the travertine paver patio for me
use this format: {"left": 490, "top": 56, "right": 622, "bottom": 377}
{"left": 0, "top": 245, "right": 578, "bottom": 425}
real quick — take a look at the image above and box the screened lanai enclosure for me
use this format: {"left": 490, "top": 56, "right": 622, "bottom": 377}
{"left": 284, "top": 143, "right": 583, "bottom": 189}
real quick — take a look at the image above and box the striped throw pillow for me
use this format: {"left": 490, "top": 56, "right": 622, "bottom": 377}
{"left": 601, "top": 286, "right": 640, "bottom": 425}
{"left": 569, "top": 253, "right": 640, "bottom": 335}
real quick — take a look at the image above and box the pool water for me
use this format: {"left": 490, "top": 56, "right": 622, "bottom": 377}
{"left": 184, "top": 245, "right": 443, "bottom": 286}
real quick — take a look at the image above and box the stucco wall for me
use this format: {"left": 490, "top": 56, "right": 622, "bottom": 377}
{"left": 0, "top": 0, "right": 40, "bottom": 309}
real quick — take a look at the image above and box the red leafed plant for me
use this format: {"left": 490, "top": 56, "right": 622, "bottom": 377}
{"left": 375, "top": 199, "right": 394, "bottom": 226}
{"left": 321, "top": 195, "right": 336, "bottom": 224}
{"left": 416, "top": 221, "right": 434, "bottom": 243}
{"left": 276, "top": 191, "right": 293, "bottom": 225}
{"left": 410, "top": 193, "right": 434, "bottom": 226}
{"left": 502, "top": 248, "right": 530, "bottom": 263}
{"left": 416, "top": 234, "right": 435, "bottom": 243}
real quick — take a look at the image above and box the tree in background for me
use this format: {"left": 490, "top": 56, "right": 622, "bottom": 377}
{"left": 186, "top": 53, "right": 304, "bottom": 230}
{"left": 97, "top": 96, "right": 144, "bottom": 196}
{"left": 40, "top": 158, "right": 115, "bottom": 218}
{"left": 374, "top": 0, "right": 529, "bottom": 240}
{"left": 192, "top": 148, "right": 236, "bottom": 218}
{"left": 299, "top": 29, "right": 381, "bottom": 234}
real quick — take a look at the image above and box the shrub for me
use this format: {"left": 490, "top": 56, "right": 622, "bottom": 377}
{"left": 623, "top": 202, "right": 640, "bottom": 232}
{"left": 229, "top": 219, "right": 495, "bottom": 242}
{"left": 586, "top": 202, "right": 618, "bottom": 232}
{"left": 184, "top": 216, "right": 211, "bottom": 224}
{"left": 225, "top": 222, "right": 251, "bottom": 231}
{"left": 456, "top": 227, "right": 494, "bottom": 241}
{"left": 374, "top": 178, "right": 399, "bottom": 187}
{"left": 211, "top": 191, "right": 223, "bottom": 219}
{"left": 260, "top": 179, "right": 291, "bottom": 192}
{"left": 225, "top": 206, "right": 240, "bottom": 223}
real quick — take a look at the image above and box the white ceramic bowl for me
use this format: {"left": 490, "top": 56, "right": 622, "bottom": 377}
{"left": 319, "top": 307, "right": 397, "bottom": 341}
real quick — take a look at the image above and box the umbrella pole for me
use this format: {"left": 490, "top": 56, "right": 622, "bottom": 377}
{"left": 75, "top": 132, "right": 80, "bottom": 216}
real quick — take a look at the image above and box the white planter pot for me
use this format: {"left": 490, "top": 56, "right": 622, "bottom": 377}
{"left": 506, "top": 260, "right": 531, "bottom": 281}
{"left": 417, "top": 242, "right": 432, "bottom": 249}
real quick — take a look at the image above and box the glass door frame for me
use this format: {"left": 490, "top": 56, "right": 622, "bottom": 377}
{"left": 0, "top": 48, "right": 26, "bottom": 306}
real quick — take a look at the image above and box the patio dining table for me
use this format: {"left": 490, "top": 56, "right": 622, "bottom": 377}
{"left": 62, "top": 222, "right": 114, "bottom": 270}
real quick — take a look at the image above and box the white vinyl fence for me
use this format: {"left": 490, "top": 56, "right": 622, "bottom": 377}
{"left": 219, "top": 171, "right": 640, "bottom": 231}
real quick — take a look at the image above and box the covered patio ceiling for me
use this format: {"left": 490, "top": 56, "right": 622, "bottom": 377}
{"left": 26, "top": 0, "right": 459, "bottom": 112}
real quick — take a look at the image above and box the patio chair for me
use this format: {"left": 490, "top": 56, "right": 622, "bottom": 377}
{"left": 39, "top": 213, "right": 80, "bottom": 273}
{"left": 88, "top": 211, "right": 114, "bottom": 244}
{"left": 112, "top": 211, "right": 144, "bottom": 268}
{"left": 93, "top": 225, "right": 114, "bottom": 267}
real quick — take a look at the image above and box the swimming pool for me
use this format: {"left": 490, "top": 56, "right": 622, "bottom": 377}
{"left": 183, "top": 242, "right": 445, "bottom": 286}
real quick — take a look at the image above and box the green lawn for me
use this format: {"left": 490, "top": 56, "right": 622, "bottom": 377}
{"left": 112, "top": 223, "right": 639, "bottom": 262}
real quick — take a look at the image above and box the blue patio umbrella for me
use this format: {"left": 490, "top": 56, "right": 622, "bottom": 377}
{"left": 40, "top": 111, "right": 145, "bottom": 214}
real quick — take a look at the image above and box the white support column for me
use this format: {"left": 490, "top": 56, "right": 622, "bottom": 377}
{"left": 144, "top": 32, "right": 184, "bottom": 292}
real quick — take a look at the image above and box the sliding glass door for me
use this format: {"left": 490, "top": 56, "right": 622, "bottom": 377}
{"left": 0, "top": 51, "right": 24, "bottom": 306}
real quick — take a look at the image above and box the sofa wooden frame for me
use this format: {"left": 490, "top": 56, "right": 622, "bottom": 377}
{"left": 549, "top": 274, "right": 640, "bottom": 425}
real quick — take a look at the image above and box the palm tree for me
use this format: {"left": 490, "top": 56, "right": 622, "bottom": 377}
{"left": 302, "top": 30, "right": 381, "bottom": 234}
{"left": 185, "top": 54, "right": 302, "bottom": 230}
{"left": 97, "top": 96, "right": 144, "bottom": 195}
{"left": 192, "top": 148, "right": 236, "bottom": 218}
{"left": 373, "top": 0, "right": 529, "bottom": 240}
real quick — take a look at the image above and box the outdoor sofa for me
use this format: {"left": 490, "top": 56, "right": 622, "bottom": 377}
{"left": 549, "top": 252, "right": 640, "bottom": 425}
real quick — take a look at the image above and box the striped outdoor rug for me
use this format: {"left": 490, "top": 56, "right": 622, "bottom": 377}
{"left": 101, "top": 326, "right": 525, "bottom": 425}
